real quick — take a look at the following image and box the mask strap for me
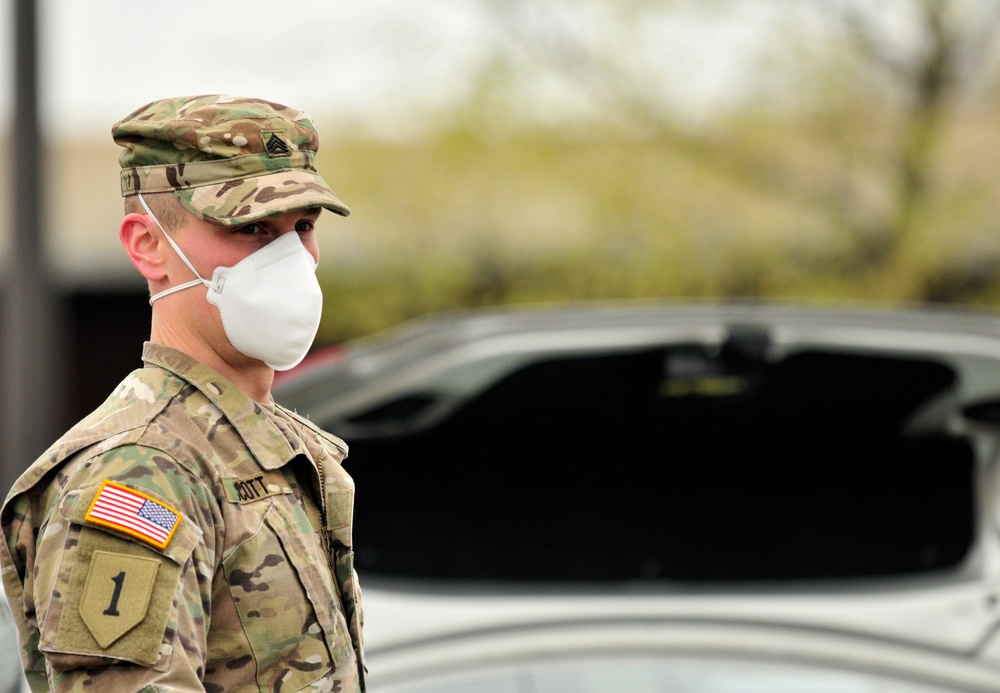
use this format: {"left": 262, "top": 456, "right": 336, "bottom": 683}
{"left": 138, "top": 193, "right": 209, "bottom": 305}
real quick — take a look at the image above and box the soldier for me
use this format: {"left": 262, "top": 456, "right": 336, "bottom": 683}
{"left": 0, "top": 95, "right": 366, "bottom": 691}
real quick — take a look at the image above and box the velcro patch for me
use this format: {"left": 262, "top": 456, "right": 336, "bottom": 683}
{"left": 79, "top": 551, "right": 159, "bottom": 647}
{"left": 46, "top": 528, "right": 182, "bottom": 669}
{"left": 225, "top": 474, "right": 285, "bottom": 504}
{"left": 84, "top": 481, "right": 182, "bottom": 550}
{"left": 261, "top": 131, "right": 291, "bottom": 157}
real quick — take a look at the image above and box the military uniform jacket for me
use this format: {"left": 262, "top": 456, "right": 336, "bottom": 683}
{"left": 0, "top": 344, "right": 366, "bottom": 692}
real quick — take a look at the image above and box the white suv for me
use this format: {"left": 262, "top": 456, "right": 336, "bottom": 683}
{"left": 275, "top": 302, "right": 1000, "bottom": 692}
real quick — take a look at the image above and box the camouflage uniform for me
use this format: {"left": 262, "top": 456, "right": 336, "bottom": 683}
{"left": 0, "top": 344, "right": 365, "bottom": 692}
{"left": 0, "top": 96, "right": 365, "bottom": 691}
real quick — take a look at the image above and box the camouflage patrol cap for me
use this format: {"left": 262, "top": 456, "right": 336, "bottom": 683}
{"left": 112, "top": 94, "right": 350, "bottom": 226}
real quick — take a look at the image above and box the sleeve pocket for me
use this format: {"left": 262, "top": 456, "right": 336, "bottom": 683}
{"left": 38, "top": 485, "right": 199, "bottom": 672}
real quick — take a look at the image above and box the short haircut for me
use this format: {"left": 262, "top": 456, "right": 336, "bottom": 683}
{"left": 124, "top": 192, "right": 188, "bottom": 232}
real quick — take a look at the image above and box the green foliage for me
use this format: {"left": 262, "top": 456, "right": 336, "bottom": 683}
{"left": 313, "top": 96, "right": 1000, "bottom": 345}
{"left": 309, "top": 1, "right": 1000, "bottom": 345}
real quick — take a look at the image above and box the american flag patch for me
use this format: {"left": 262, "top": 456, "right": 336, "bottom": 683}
{"left": 84, "top": 481, "right": 182, "bottom": 550}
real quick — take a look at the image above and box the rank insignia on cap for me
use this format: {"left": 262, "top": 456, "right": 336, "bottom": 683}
{"left": 84, "top": 481, "right": 182, "bottom": 550}
{"left": 262, "top": 131, "right": 291, "bottom": 157}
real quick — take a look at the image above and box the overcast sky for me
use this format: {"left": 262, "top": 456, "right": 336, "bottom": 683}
{"left": 6, "top": 1, "right": 993, "bottom": 144}
{"left": 33, "top": 0, "right": 499, "bottom": 139}
{"left": 0, "top": 0, "right": 789, "bottom": 142}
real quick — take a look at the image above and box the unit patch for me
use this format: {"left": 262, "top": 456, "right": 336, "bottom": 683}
{"left": 79, "top": 550, "right": 160, "bottom": 647}
{"left": 84, "top": 481, "right": 182, "bottom": 550}
{"left": 48, "top": 528, "right": 184, "bottom": 668}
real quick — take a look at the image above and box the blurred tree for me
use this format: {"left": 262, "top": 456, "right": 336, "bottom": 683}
{"left": 471, "top": 0, "right": 1000, "bottom": 280}
{"left": 475, "top": 0, "right": 741, "bottom": 133}
{"left": 810, "top": 0, "right": 1000, "bottom": 274}
{"left": 314, "top": 0, "right": 1000, "bottom": 344}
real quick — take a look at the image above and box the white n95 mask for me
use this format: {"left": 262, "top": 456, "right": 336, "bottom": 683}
{"left": 140, "top": 194, "right": 324, "bottom": 371}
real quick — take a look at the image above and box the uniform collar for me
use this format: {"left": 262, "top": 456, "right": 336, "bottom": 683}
{"left": 141, "top": 342, "right": 297, "bottom": 469}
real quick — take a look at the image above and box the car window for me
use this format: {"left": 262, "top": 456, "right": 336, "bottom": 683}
{"left": 342, "top": 347, "right": 973, "bottom": 581}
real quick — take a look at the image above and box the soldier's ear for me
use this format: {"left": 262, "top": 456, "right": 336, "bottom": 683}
{"left": 120, "top": 213, "right": 168, "bottom": 282}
